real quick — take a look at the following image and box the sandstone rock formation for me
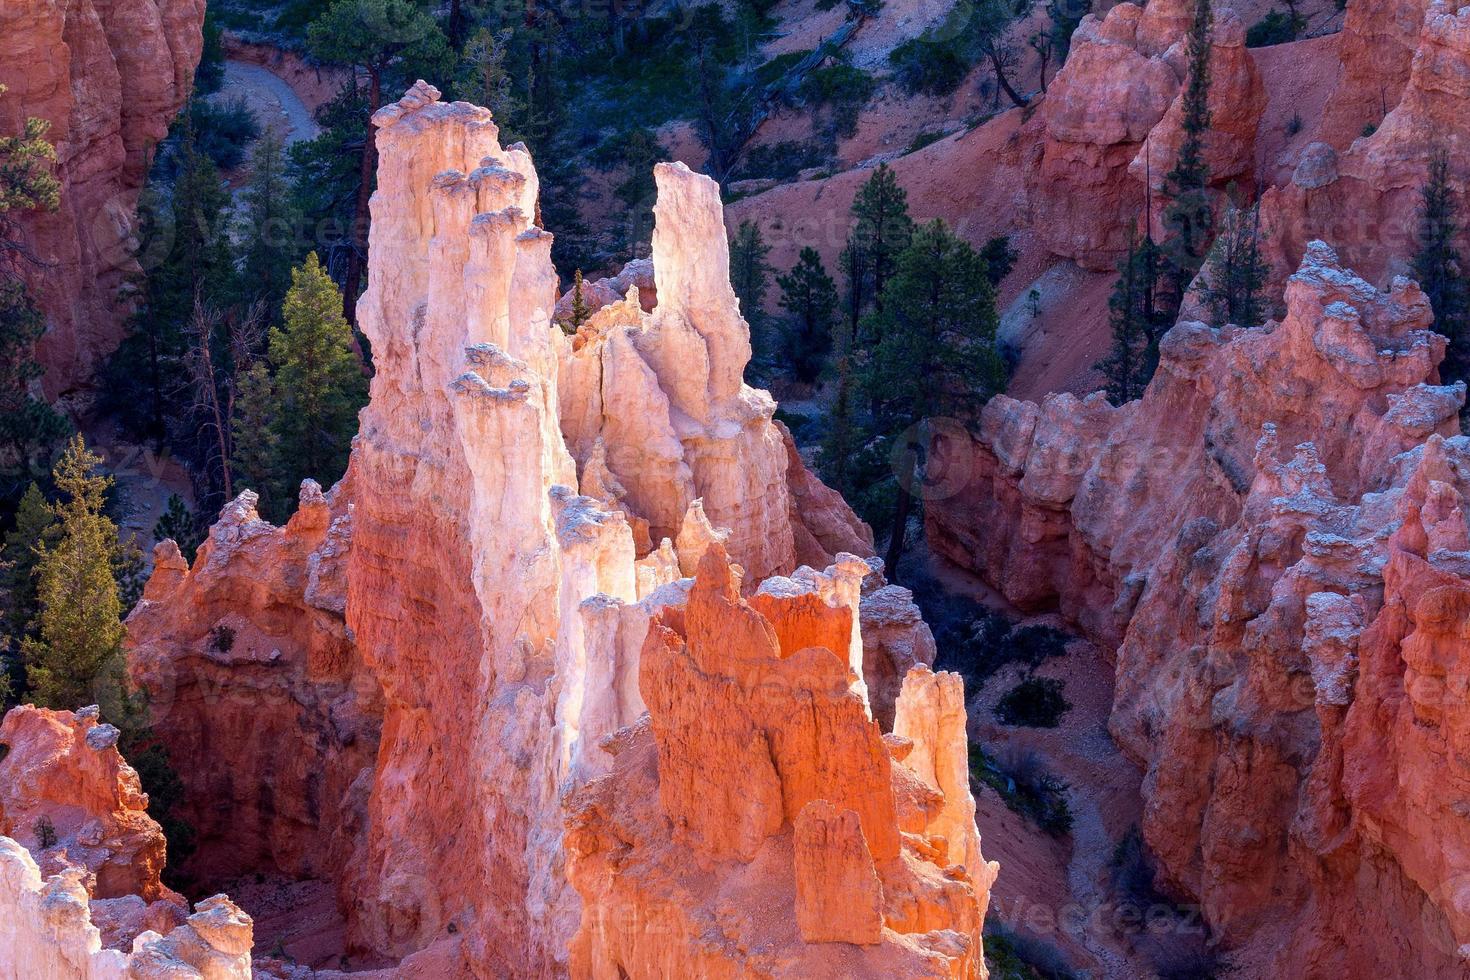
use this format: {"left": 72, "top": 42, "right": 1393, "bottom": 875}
{"left": 1033, "top": 0, "right": 1264, "bottom": 270}
{"left": 0, "top": 0, "right": 204, "bottom": 399}
{"left": 0, "top": 705, "right": 254, "bottom": 978}
{"left": 565, "top": 546, "right": 993, "bottom": 979}
{"left": 1261, "top": 1, "right": 1470, "bottom": 289}
{"left": 927, "top": 241, "right": 1470, "bottom": 976}
{"left": 114, "top": 82, "right": 949, "bottom": 977}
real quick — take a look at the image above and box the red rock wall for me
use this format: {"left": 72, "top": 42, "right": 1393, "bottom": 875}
{"left": 0, "top": 0, "right": 204, "bottom": 400}
{"left": 926, "top": 241, "right": 1470, "bottom": 976}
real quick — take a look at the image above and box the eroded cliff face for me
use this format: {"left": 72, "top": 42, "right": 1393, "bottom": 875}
{"left": 927, "top": 241, "right": 1470, "bottom": 976}
{"left": 100, "top": 82, "right": 958, "bottom": 977}
{"left": 1262, "top": 1, "right": 1470, "bottom": 289}
{"left": 0, "top": 0, "right": 204, "bottom": 399}
{"left": 1032, "top": 0, "right": 1265, "bottom": 271}
{"left": 0, "top": 705, "right": 254, "bottom": 978}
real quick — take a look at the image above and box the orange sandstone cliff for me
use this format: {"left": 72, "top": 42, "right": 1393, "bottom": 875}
{"left": 927, "top": 240, "right": 1470, "bottom": 977}
{"left": 0, "top": 0, "right": 205, "bottom": 400}
{"left": 1, "top": 81, "right": 977, "bottom": 977}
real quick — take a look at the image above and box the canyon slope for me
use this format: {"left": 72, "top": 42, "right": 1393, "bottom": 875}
{"left": 0, "top": 0, "right": 205, "bottom": 400}
{"left": 928, "top": 241, "right": 1470, "bottom": 977}
{"left": 2, "top": 83, "right": 992, "bottom": 977}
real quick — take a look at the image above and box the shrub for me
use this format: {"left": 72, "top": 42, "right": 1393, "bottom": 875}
{"left": 799, "top": 62, "right": 876, "bottom": 137}
{"left": 35, "top": 815, "right": 57, "bottom": 849}
{"left": 1285, "top": 112, "right": 1303, "bottom": 136}
{"left": 755, "top": 50, "right": 811, "bottom": 88}
{"left": 995, "top": 676, "right": 1071, "bottom": 727}
{"left": 734, "top": 140, "right": 829, "bottom": 181}
{"left": 984, "top": 917, "right": 1079, "bottom": 980}
{"left": 889, "top": 38, "right": 972, "bottom": 97}
{"left": 189, "top": 97, "right": 261, "bottom": 171}
{"left": 208, "top": 624, "right": 236, "bottom": 654}
{"left": 905, "top": 129, "right": 948, "bottom": 155}
{"left": 1151, "top": 945, "right": 1233, "bottom": 980}
{"left": 1007, "top": 624, "right": 1071, "bottom": 671}
{"left": 1245, "top": 9, "right": 1302, "bottom": 47}
{"left": 971, "top": 744, "right": 1074, "bottom": 836}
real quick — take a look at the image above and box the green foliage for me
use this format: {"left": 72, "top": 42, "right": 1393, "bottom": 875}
{"left": 1245, "top": 8, "right": 1303, "bottom": 47}
{"left": 980, "top": 234, "right": 1019, "bottom": 287}
{"left": 21, "top": 436, "right": 126, "bottom": 711}
{"left": 995, "top": 676, "right": 1071, "bottom": 727}
{"left": 734, "top": 141, "right": 828, "bottom": 182}
{"left": 904, "top": 129, "right": 948, "bottom": 155}
{"left": 589, "top": 128, "right": 667, "bottom": 258}
{"left": 847, "top": 163, "right": 915, "bottom": 331}
{"left": 238, "top": 131, "right": 303, "bottom": 318}
{"left": 889, "top": 38, "right": 972, "bottom": 97}
{"left": 154, "top": 494, "right": 203, "bottom": 565}
{"left": 460, "top": 27, "right": 522, "bottom": 132}
{"left": 186, "top": 97, "right": 262, "bottom": 171}
{"left": 196, "top": 10, "right": 227, "bottom": 94}
{"left": 777, "top": 247, "right": 838, "bottom": 382}
{"left": 267, "top": 253, "right": 367, "bottom": 508}
{"left": 1200, "top": 201, "right": 1270, "bottom": 327}
{"left": 798, "top": 62, "right": 876, "bottom": 138}
{"left": 984, "top": 918, "right": 1079, "bottom": 980}
{"left": 971, "top": 743, "right": 1074, "bottom": 836}
{"left": 35, "top": 815, "right": 57, "bottom": 849}
{"left": 230, "top": 361, "right": 282, "bottom": 515}
{"left": 731, "top": 220, "right": 774, "bottom": 351}
{"left": 1, "top": 483, "right": 56, "bottom": 698}
{"left": 557, "top": 269, "right": 592, "bottom": 336}
{"left": 1413, "top": 148, "right": 1470, "bottom": 397}
{"left": 307, "top": 0, "right": 452, "bottom": 82}
{"left": 0, "top": 84, "right": 61, "bottom": 218}
{"left": 0, "top": 281, "right": 70, "bottom": 485}
{"left": 755, "top": 51, "right": 811, "bottom": 87}
{"left": 1097, "top": 231, "right": 1167, "bottom": 405}
{"left": 1160, "top": 0, "right": 1216, "bottom": 312}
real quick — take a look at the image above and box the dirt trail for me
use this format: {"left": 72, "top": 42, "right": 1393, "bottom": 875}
{"left": 220, "top": 59, "right": 320, "bottom": 146}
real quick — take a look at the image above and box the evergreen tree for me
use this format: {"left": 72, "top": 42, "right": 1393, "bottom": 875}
{"left": 0, "top": 83, "right": 62, "bottom": 253}
{"left": 980, "top": 235, "right": 1019, "bottom": 288}
{"left": 860, "top": 220, "right": 1006, "bottom": 578}
{"left": 777, "top": 247, "right": 838, "bottom": 383}
{"left": 1097, "top": 230, "right": 1166, "bottom": 405}
{"left": 21, "top": 436, "right": 126, "bottom": 711}
{"left": 230, "top": 361, "right": 283, "bottom": 517}
{"left": 238, "top": 131, "right": 301, "bottom": 319}
{"left": 848, "top": 163, "right": 914, "bottom": 328}
{"left": 0, "top": 281, "right": 69, "bottom": 486}
{"left": 730, "top": 220, "right": 773, "bottom": 353}
{"left": 308, "top": 0, "right": 452, "bottom": 327}
{"left": 153, "top": 494, "right": 204, "bottom": 565}
{"left": 1200, "top": 200, "right": 1269, "bottom": 327}
{"left": 820, "top": 319, "right": 860, "bottom": 498}
{"left": 1, "top": 482, "right": 55, "bottom": 697}
{"left": 269, "top": 254, "right": 367, "bottom": 505}
{"left": 559, "top": 269, "right": 591, "bottom": 335}
{"left": 1412, "top": 148, "right": 1470, "bottom": 394}
{"left": 1160, "top": 0, "right": 1215, "bottom": 315}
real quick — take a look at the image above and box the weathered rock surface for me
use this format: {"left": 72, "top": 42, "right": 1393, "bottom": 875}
{"left": 0, "top": 706, "right": 254, "bottom": 977}
{"left": 1261, "top": 1, "right": 1470, "bottom": 290}
{"left": 1033, "top": 0, "right": 1264, "bottom": 270}
{"left": 565, "top": 546, "right": 992, "bottom": 979}
{"left": 109, "top": 83, "right": 945, "bottom": 977}
{"left": 927, "top": 241, "right": 1470, "bottom": 976}
{"left": 0, "top": 0, "right": 204, "bottom": 399}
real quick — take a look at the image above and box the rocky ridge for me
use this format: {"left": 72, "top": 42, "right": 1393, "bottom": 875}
{"left": 927, "top": 240, "right": 1470, "bottom": 977}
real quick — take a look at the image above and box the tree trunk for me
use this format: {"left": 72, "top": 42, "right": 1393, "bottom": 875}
{"left": 342, "top": 67, "right": 381, "bottom": 356}
{"left": 449, "top": 0, "right": 466, "bottom": 49}
{"left": 884, "top": 445, "right": 918, "bottom": 582}
{"left": 990, "top": 51, "right": 1027, "bottom": 108}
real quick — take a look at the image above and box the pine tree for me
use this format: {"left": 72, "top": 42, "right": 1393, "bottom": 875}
{"left": 730, "top": 220, "right": 773, "bottom": 355}
{"left": 777, "top": 247, "right": 838, "bottom": 383}
{"left": 1412, "top": 148, "right": 1470, "bottom": 393}
{"left": 0, "top": 280, "right": 69, "bottom": 483}
{"left": 1200, "top": 200, "right": 1269, "bottom": 327}
{"left": 0, "top": 83, "right": 62, "bottom": 252}
{"left": 1, "top": 482, "right": 55, "bottom": 697}
{"left": 230, "top": 361, "right": 283, "bottom": 518}
{"left": 21, "top": 436, "right": 127, "bottom": 712}
{"left": 560, "top": 269, "right": 591, "bottom": 336}
{"left": 154, "top": 494, "right": 203, "bottom": 565}
{"left": 848, "top": 163, "right": 915, "bottom": 328}
{"left": 1097, "top": 230, "right": 1166, "bottom": 405}
{"left": 1160, "top": 0, "right": 1215, "bottom": 316}
{"left": 269, "top": 254, "right": 367, "bottom": 504}
{"left": 238, "top": 131, "right": 300, "bottom": 319}
{"left": 861, "top": 220, "right": 1006, "bottom": 578}
{"left": 820, "top": 318, "right": 859, "bottom": 498}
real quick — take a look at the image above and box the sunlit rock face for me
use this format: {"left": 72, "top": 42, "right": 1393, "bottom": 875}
{"left": 1032, "top": 0, "right": 1264, "bottom": 271}
{"left": 565, "top": 546, "right": 994, "bottom": 980}
{"left": 0, "top": 0, "right": 204, "bottom": 400}
{"left": 0, "top": 706, "right": 254, "bottom": 978}
{"left": 927, "top": 241, "right": 1470, "bottom": 976}
{"left": 105, "top": 83, "right": 952, "bottom": 977}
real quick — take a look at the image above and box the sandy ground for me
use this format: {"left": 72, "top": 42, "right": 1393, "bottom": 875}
{"left": 219, "top": 59, "right": 320, "bottom": 148}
